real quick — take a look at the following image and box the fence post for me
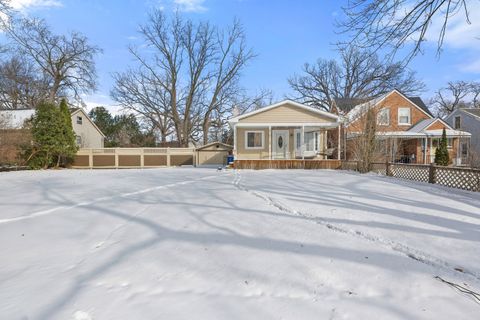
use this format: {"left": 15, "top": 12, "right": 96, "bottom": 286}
{"left": 167, "top": 147, "right": 171, "bottom": 167}
{"left": 114, "top": 148, "right": 119, "bottom": 169}
{"left": 386, "top": 160, "right": 391, "bottom": 177}
{"left": 89, "top": 149, "right": 93, "bottom": 169}
{"left": 140, "top": 148, "right": 144, "bottom": 168}
{"left": 428, "top": 163, "right": 435, "bottom": 184}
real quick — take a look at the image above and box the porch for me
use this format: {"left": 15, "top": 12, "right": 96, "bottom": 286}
{"left": 234, "top": 159, "right": 341, "bottom": 170}
{"left": 373, "top": 133, "right": 470, "bottom": 165}
{"left": 233, "top": 124, "right": 342, "bottom": 161}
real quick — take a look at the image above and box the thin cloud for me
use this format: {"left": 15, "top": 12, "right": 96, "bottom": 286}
{"left": 10, "top": 0, "right": 63, "bottom": 10}
{"left": 173, "top": 0, "right": 207, "bottom": 13}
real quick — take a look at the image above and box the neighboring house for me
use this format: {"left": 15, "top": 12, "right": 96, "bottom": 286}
{"left": 228, "top": 100, "right": 342, "bottom": 161}
{"left": 345, "top": 90, "right": 471, "bottom": 165}
{"left": 445, "top": 108, "right": 480, "bottom": 166}
{"left": 0, "top": 108, "right": 105, "bottom": 164}
{"left": 70, "top": 108, "right": 105, "bottom": 148}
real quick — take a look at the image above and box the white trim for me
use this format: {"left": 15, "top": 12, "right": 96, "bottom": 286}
{"left": 454, "top": 115, "right": 461, "bottom": 129}
{"left": 424, "top": 117, "right": 454, "bottom": 130}
{"left": 244, "top": 130, "right": 265, "bottom": 149}
{"left": 234, "top": 122, "right": 339, "bottom": 128}
{"left": 268, "top": 126, "right": 272, "bottom": 160}
{"left": 346, "top": 89, "right": 434, "bottom": 126}
{"left": 272, "top": 129, "right": 290, "bottom": 159}
{"left": 71, "top": 109, "right": 106, "bottom": 138}
{"left": 228, "top": 99, "right": 339, "bottom": 124}
{"left": 398, "top": 107, "right": 411, "bottom": 126}
{"left": 294, "top": 128, "right": 301, "bottom": 158}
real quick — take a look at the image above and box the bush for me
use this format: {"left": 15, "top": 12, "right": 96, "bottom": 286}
{"left": 434, "top": 128, "right": 449, "bottom": 166}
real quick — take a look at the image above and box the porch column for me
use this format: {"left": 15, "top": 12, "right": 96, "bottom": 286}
{"left": 423, "top": 137, "right": 427, "bottom": 164}
{"left": 233, "top": 125, "right": 237, "bottom": 159}
{"left": 429, "top": 137, "right": 433, "bottom": 164}
{"left": 269, "top": 125, "right": 272, "bottom": 160}
{"left": 301, "top": 125, "right": 305, "bottom": 160}
{"left": 337, "top": 125, "right": 341, "bottom": 160}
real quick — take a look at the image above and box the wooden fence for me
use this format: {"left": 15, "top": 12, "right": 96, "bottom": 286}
{"left": 341, "top": 161, "right": 480, "bottom": 192}
{"left": 73, "top": 148, "right": 195, "bottom": 169}
{"left": 234, "top": 159, "right": 342, "bottom": 170}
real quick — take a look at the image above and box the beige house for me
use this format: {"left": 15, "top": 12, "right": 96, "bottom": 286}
{"left": 70, "top": 108, "right": 105, "bottom": 148}
{"left": 228, "top": 100, "right": 341, "bottom": 167}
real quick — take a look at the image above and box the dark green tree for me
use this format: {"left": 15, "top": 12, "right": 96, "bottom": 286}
{"left": 58, "top": 99, "right": 78, "bottom": 166}
{"left": 434, "top": 128, "right": 450, "bottom": 166}
{"left": 88, "top": 106, "right": 114, "bottom": 138}
{"left": 30, "top": 101, "right": 64, "bottom": 168}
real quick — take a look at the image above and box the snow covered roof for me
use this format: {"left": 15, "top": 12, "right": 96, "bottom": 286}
{"left": 345, "top": 90, "right": 433, "bottom": 124}
{"left": 0, "top": 109, "right": 35, "bottom": 129}
{"left": 461, "top": 108, "right": 480, "bottom": 120}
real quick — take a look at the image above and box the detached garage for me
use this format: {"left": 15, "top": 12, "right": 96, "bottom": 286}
{"left": 196, "top": 142, "right": 233, "bottom": 167}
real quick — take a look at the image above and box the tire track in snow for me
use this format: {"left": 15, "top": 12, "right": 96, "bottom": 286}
{"left": 233, "top": 170, "right": 480, "bottom": 283}
{"left": 0, "top": 173, "right": 225, "bottom": 225}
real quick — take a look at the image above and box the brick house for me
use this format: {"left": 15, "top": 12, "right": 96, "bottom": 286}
{"left": 343, "top": 90, "right": 471, "bottom": 165}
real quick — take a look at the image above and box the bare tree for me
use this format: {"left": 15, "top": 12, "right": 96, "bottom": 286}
{"left": 339, "top": 0, "right": 474, "bottom": 62}
{"left": 430, "top": 81, "right": 472, "bottom": 117}
{"left": 0, "top": 55, "right": 48, "bottom": 109}
{"left": 111, "top": 68, "right": 174, "bottom": 143}
{"left": 470, "top": 82, "right": 480, "bottom": 108}
{"left": 207, "top": 88, "right": 273, "bottom": 144}
{"left": 3, "top": 17, "right": 101, "bottom": 102}
{"left": 112, "top": 11, "right": 254, "bottom": 146}
{"left": 198, "top": 19, "right": 255, "bottom": 144}
{"left": 289, "top": 45, "right": 425, "bottom": 111}
{"left": 348, "top": 108, "right": 379, "bottom": 172}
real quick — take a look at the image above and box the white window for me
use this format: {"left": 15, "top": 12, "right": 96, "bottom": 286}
{"left": 76, "top": 135, "right": 82, "bottom": 146}
{"left": 377, "top": 108, "right": 390, "bottom": 125}
{"left": 304, "top": 132, "right": 319, "bottom": 152}
{"left": 398, "top": 108, "right": 411, "bottom": 125}
{"left": 77, "top": 116, "right": 83, "bottom": 125}
{"left": 245, "top": 131, "right": 264, "bottom": 149}
{"left": 454, "top": 116, "right": 461, "bottom": 129}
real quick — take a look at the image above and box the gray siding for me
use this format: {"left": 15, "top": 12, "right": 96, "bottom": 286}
{"left": 445, "top": 110, "right": 480, "bottom": 156}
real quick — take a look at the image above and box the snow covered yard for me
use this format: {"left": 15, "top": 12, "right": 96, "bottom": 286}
{"left": 0, "top": 168, "right": 479, "bottom": 320}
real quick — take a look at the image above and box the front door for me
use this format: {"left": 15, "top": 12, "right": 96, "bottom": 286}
{"left": 273, "top": 130, "right": 289, "bottom": 159}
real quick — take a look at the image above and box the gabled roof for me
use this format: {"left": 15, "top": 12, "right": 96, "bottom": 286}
{"left": 196, "top": 141, "right": 233, "bottom": 151}
{"left": 408, "top": 118, "right": 453, "bottom": 133}
{"left": 228, "top": 99, "right": 339, "bottom": 124}
{"left": 408, "top": 97, "right": 433, "bottom": 117}
{"left": 71, "top": 108, "right": 106, "bottom": 138}
{"left": 461, "top": 108, "right": 480, "bottom": 120}
{"left": 408, "top": 118, "right": 436, "bottom": 133}
{"left": 346, "top": 90, "right": 433, "bottom": 124}
{"left": 334, "top": 98, "right": 371, "bottom": 114}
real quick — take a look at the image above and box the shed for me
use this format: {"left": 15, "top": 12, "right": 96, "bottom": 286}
{"left": 196, "top": 142, "right": 233, "bottom": 166}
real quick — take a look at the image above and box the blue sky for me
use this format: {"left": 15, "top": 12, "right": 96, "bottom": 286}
{"left": 12, "top": 0, "right": 480, "bottom": 112}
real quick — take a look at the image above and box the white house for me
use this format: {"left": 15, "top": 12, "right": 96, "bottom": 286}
{"left": 0, "top": 108, "right": 105, "bottom": 148}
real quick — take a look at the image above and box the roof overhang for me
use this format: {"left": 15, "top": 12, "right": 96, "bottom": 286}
{"left": 233, "top": 122, "right": 340, "bottom": 128}
{"left": 228, "top": 99, "right": 339, "bottom": 125}
{"left": 347, "top": 130, "right": 471, "bottom": 139}
{"left": 345, "top": 89, "right": 434, "bottom": 126}
{"left": 71, "top": 108, "right": 106, "bottom": 138}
